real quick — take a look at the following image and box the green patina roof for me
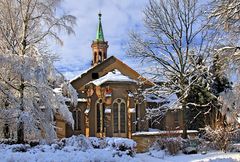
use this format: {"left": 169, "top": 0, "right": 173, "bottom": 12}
{"left": 96, "top": 13, "right": 104, "bottom": 41}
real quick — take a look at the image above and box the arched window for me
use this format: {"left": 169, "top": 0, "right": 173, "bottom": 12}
{"left": 3, "top": 123, "right": 10, "bottom": 138}
{"left": 73, "top": 109, "right": 81, "bottom": 130}
{"left": 96, "top": 99, "right": 105, "bottom": 133}
{"left": 99, "top": 52, "right": 102, "bottom": 62}
{"left": 94, "top": 52, "right": 97, "bottom": 63}
{"left": 112, "top": 98, "right": 126, "bottom": 134}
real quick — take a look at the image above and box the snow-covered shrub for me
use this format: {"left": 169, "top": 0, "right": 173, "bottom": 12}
{"left": 0, "top": 139, "right": 17, "bottom": 145}
{"left": 60, "top": 135, "right": 92, "bottom": 151}
{"left": 10, "top": 144, "right": 30, "bottom": 152}
{"left": 151, "top": 137, "right": 182, "bottom": 155}
{"left": 203, "top": 126, "right": 235, "bottom": 152}
{"left": 89, "top": 137, "right": 107, "bottom": 149}
{"left": 106, "top": 137, "right": 136, "bottom": 150}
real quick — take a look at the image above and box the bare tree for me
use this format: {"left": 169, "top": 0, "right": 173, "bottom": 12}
{"left": 0, "top": 0, "right": 76, "bottom": 143}
{"left": 128, "top": 0, "right": 213, "bottom": 138}
{"left": 208, "top": 0, "right": 240, "bottom": 66}
{"left": 209, "top": 0, "right": 240, "bottom": 33}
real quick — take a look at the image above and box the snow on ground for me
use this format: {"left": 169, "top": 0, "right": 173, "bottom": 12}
{"left": 137, "top": 152, "right": 240, "bottom": 162}
{"left": 0, "top": 147, "right": 239, "bottom": 162}
{"left": 0, "top": 135, "right": 239, "bottom": 162}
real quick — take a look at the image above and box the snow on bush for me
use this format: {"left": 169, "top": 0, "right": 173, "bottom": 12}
{"left": 105, "top": 137, "right": 137, "bottom": 150}
{"left": 0, "top": 136, "right": 139, "bottom": 162}
{"left": 88, "top": 137, "right": 137, "bottom": 157}
{"left": 60, "top": 135, "right": 92, "bottom": 151}
{"left": 151, "top": 137, "right": 183, "bottom": 155}
{"left": 89, "top": 137, "right": 107, "bottom": 149}
{"left": 204, "top": 126, "right": 234, "bottom": 152}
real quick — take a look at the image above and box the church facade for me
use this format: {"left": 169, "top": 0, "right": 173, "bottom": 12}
{"left": 56, "top": 13, "right": 184, "bottom": 139}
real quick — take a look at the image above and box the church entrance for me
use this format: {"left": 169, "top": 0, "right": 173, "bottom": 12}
{"left": 112, "top": 98, "right": 127, "bottom": 137}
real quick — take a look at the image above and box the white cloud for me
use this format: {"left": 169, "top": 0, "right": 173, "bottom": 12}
{"left": 53, "top": 0, "right": 147, "bottom": 79}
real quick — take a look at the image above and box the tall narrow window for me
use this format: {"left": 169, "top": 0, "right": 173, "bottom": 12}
{"left": 99, "top": 52, "right": 102, "bottom": 62}
{"left": 96, "top": 99, "right": 105, "bottom": 133}
{"left": 97, "top": 103, "right": 101, "bottom": 132}
{"left": 94, "top": 52, "right": 97, "bottom": 63}
{"left": 174, "top": 112, "right": 179, "bottom": 128}
{"left": 120, "top": 103, "right": 125, "bottom": 133}
{"left": 112, "top": 98, "right": 126, "bottom": 134}
{"left": 113, "top": 103, "right": 118, "bottom": 133}
{"left": 3, "top": 124, "right": 10, "bottom": 138}
{"left": 135, "top": 103, "right": 139, "bottom": 131}
{"left": 73, "top": 110, "right": 81, "bottom": 130}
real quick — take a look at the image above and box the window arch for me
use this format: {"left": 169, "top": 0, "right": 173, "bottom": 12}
{"left": 96, "top": 99, "right": 105, "bottom": 133}
{"left": 112, "top": 98, "right": 126, "bottom": 134}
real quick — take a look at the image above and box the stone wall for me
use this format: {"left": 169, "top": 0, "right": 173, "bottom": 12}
{"left": 132, "top": 130, "right": 198, "bottom": 153}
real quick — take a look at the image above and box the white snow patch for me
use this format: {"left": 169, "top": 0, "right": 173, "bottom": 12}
{"left": 77, "top": 98, "right": 87, "bottom": 102}
{"left": 105, "top": 108, "right": 111, "bottom": 113}
{"left": 132, "top": 130, "right": 198, "bottom": 136}
{"left": 88, "top": 69, "right": 136, "bottom": 86}
{"left": 129, "top": 108, "right": 136, "bottom": 113}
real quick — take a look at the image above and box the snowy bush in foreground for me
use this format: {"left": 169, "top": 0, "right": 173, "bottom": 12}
{"left": 150, "top": 137, "right": 183, "bottom": 155}
{"left": 0, "top": 135, "right": 137, "bottom": 158}
{"left": 60, "top": 135, "right": 92, "bottom": 151}
{"left": 203, "top": 126, "right": 234, "bottom": 152}
{"left": 89, "top": 137, "right": 137, "bottom": 157}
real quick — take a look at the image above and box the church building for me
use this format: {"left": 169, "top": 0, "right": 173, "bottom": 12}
{"left": 56, "top": 13, "right": 184, "bottom": 139}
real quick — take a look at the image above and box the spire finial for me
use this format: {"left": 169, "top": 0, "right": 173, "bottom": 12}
{"left": 98, "top": 11, "right": 102, "bottom": 19}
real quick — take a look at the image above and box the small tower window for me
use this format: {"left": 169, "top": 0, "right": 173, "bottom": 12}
{"left": 99, "top": 52, "right": 102, "bottom": 62}
{"left": 104, "top": 53, "right": 106, "bottom": 59}
{"left": 92, "top": 73, "right": 99, "bottom": 79}
{"left": 94, "top": 52, "right": 97, "bottom": 63}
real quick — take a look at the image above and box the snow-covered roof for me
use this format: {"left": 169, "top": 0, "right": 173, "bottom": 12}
{"left": 87, "top": 69, "right": 137, "bottom": 86}
{"left": 77, "top": 98, "right": 87, "bottom": 102}
{"left": 145, "top": 94, "right": 164, "bottom": 103}
{"left": 70, "top": 67, "right": 93, "bottom": 83}
{"left": 132, "top": 130, "right": 198, "bottom": 136}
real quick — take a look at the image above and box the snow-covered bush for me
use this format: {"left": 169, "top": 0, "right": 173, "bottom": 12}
{"left": 89, "top": 137, "right": 107, "bottom": 149}
{"left": 89, "top": 137, "right": 137, "bottom": 157}
{"left": 151, "top": 137, "right": 183, "bottom": 155}
{"left": 203, "top": 126, "right": 235, "bottom": 152}
{"left": 105, "top": 137, "right": 137, "bottom": 151}
{"left": 60, "top": 135, "right": 92, "bottom": 151}
{"left": 10, "top": 144, "right": 30, "bottom": 152}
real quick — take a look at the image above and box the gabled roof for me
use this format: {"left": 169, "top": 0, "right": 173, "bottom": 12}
{"left": 70, "top": 56, "right": 154, "bottom": 91}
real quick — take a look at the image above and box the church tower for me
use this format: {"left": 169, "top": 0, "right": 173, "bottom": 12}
{"left": 91, "top": 13, "right": 109, "bottom": 66}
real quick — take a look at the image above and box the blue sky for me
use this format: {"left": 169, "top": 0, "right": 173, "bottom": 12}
{"left": 54, "top": 0, "right": 148, "bottom": 79}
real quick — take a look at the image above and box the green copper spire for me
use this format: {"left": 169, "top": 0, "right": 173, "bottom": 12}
{"left": 96, "top": 12, "right": 104, "bottom": 41}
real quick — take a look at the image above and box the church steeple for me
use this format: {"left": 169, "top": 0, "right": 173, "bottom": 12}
{"left": 96, "top": 13, "right": 104, "bottom": 41}
{"left": 91, "top": 12, "right": 109, "bottom": 66}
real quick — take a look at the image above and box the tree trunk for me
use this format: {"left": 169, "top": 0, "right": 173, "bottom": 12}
{"left": 17, "top": 70, "right": 25, "bottom": 143}
{"left": 182, "top": 99, "right": 187, "bottom": 139}
{"left": 17, "top": 121, "right": 24, "bottom": 143}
